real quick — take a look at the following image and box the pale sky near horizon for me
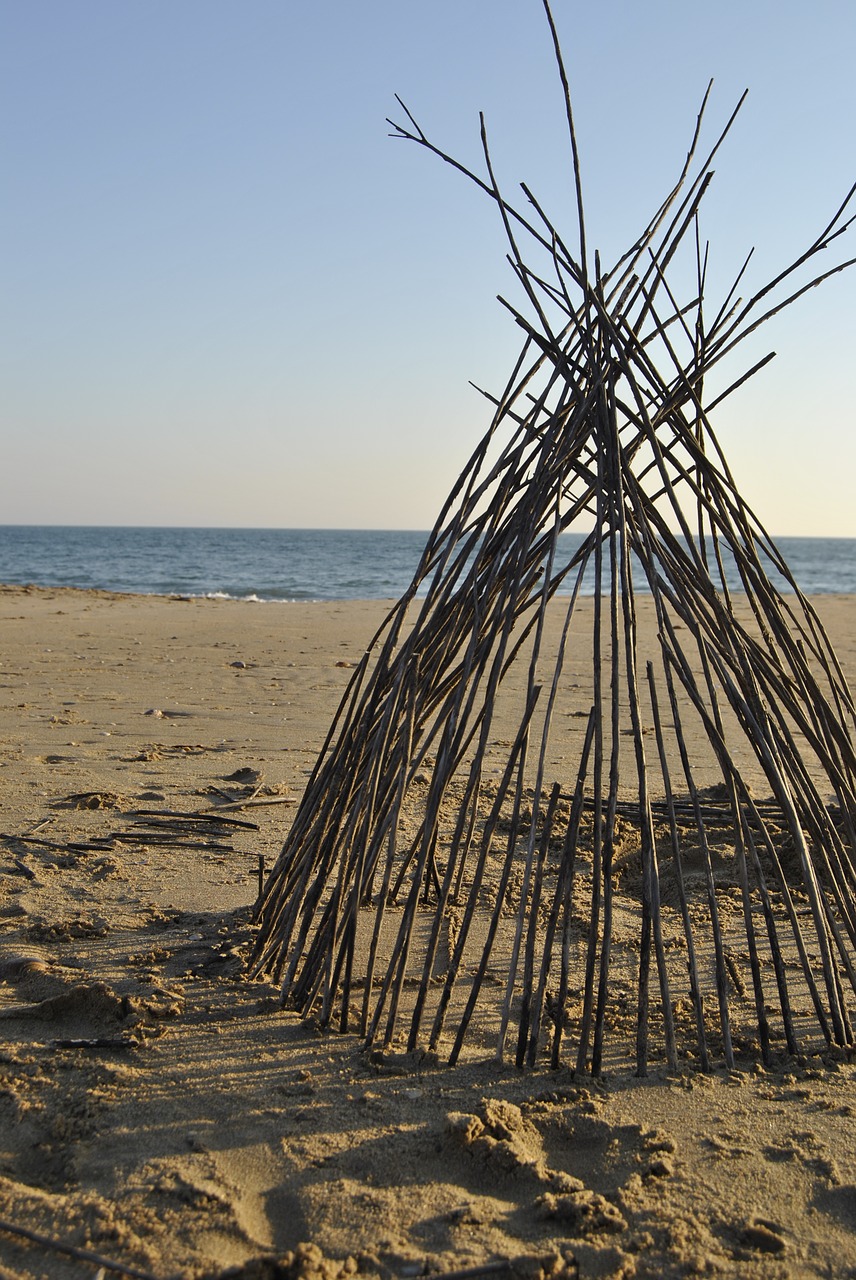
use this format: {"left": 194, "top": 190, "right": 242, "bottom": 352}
{"left": 3, "top": 2, "right": 854, "bottom": 534}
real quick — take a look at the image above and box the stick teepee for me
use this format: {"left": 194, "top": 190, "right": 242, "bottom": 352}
{"left": 251, "top": 3, "right": 856, "bottom": 1073}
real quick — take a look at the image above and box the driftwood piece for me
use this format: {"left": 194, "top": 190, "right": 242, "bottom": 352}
{"left": 0, "top": 1213, "right": 161, "bottom": 1279}
{"left": 199, "top": 795, "right": 296, "bottom": 812}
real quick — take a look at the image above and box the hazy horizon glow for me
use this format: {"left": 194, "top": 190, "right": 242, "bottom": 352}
{"left": 3, "top": 2, "right": 855, "bottom": 534}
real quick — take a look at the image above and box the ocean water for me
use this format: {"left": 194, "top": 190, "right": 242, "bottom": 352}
{"left": 0, "top": 525, "right": 855, "bottom": 602}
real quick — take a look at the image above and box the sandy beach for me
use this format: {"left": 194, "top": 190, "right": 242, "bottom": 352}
{"left": 1, "top": 584, "right": 855, "bottom": 1279}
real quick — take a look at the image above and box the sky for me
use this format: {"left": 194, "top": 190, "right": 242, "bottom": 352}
{"left": 2, "top": 1, "right": 855, "bottom": 534}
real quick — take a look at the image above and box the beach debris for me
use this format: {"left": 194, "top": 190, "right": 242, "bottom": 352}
{"left": 199, "top": 1245, "right": 579, "bottom": 1280}
{"left": 0, "top": 1213, "right": 160, "bottom": 1280}
{"left": 251, "top": 3, "right": 856, "bottom": 1071}
{"left": 2, "top": 830, "right": 113, "bottom": 856}
{"left": 200, "top": 769, "right": 293, "bottom": 812}
{"left": 1, "top": 800, "right": 266, "bottom": 885}
{"left": 225, "top": 766, "right": 264, "bottom": 784}
{"left": 50, "top": 1035, "right": 138, "bottom": 1050}
{"left": 131, "top": 741, "right": 227, "bottom": 759}
{"left": 201, "top": 793, "right": 295, "bottom": 813}
{"left": 134, "top": 807, "right": 259, "bottom": 830}
{"left": 203, "top": 1243, "right": 357, "bottom": 1280}
{"left": 55, "top": 790, "right": 125, "bottom": 809}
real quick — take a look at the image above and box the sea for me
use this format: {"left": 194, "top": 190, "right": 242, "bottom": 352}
{"left": 0, "top": 525, "right": 855, "bottom": 603}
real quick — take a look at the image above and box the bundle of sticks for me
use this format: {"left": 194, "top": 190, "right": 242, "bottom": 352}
{"left": 252, "top": 2, "right": 856, "bottom": 1072}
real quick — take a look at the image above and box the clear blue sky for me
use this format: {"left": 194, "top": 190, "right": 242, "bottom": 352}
{"left": 3, "top": 1, "right": 854, "bottom": 533}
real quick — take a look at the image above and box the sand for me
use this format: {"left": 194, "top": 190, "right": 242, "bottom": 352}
{"left": 0, "top": 583, "right": 855, "bottom": 1279}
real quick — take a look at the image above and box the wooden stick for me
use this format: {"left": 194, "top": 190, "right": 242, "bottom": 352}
{"left": 0, "top": 1215, "right": 162, "bottom": 1280}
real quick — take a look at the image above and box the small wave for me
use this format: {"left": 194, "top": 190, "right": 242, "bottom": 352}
{"left": 200, "top": 590, "right": 311, "bottom": 604}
